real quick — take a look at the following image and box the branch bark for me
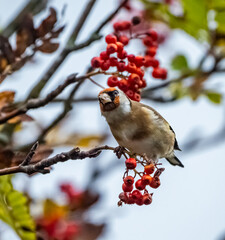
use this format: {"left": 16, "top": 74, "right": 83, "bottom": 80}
{"left": 0, "top": 144, "right": 115, "bottom": 176}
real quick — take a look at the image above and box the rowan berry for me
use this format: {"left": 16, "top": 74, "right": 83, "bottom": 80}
{"left": 148, "top": 29, "right": 158, "bottom": 41}
{"left": 106, "top": 43, "right": 118, "bottom": 54}
{"left": 144, "top": 163, "right": 155, "bottom": 175}
{"left": 105, "top": 34, "right": 117, "bottom": 44}
{"left": 118, "top": 35, "right": 129, "bottom": 45}
{"left": 107, "top": 76, "right": 118, "bottom": 87}
{"left": 125, "top": 89, "right": 134, "bottom": 99}
{"left": 146, "top": 46, "right": 157, "bottom": 57}
{"left": 133, "top": 93, "right": 141, "bottom": 102}
{"left": 118, "top": 79, "right": 129, "bottom": 91}
{"left": 131, "top": 190, "right": 142, "bottom": 200}
{"left": 150, "top": 177, "right": 161, "bottom": 189}
{"left": 126, "top": 62, "right": 136, "bottom": 73}
{"left": 116, "top": 42, "right": 124, "bottom": 52}
{"left": 135, "top": 179, "right": 146, "bottom": 190}
{"left": 100, "top": 60, "right": 110, "bottom": 70}
{"left": 123, "top": 176, "right": 134, "bottom": 186}
{"left": 119, "top": 192, "right": 128, "bottom": 202}
{"left": 109, "top": 57, "right": 118, "bottom": 66}
{"left": 122, "top": 183, "right": 133, "bottom": 192}
{"left": 125, "top": 158, "right": 137, "bottom": 169}
{"left": 143, "top": 193, "right": 152, "bottom": 205}
{"left": 117, "top": 61, "right": 126, "bottom": 71}
{"left": 134, "top": 56, "right": 145, "bottom": 67}
{"left": 143, "top": 37, "right": 153, "bottom": 47}
{"left": 135, "top": 196, "right": 144, "bottom": 206}
{"left": 127, "top": 54, "right": 136, "bottom": 63}
{"left": 128, "top": 73, "right": 140, "bottom": 84}
{"left": 142, "top": 174, "right": 153, "bottom": 185}
{"left": 152, "top": 68, "right": 167, "bottom": 79}
{"left": 117, "top": 49, "right": 127, "bottom": 59}
{"left": 100, "top": 51, "right": 109, "bottom": 60}
{"left": 91, "top": 57, "right": 102, "bottom": 68}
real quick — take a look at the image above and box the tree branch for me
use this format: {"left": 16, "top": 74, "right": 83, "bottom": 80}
{"left": 0, "top": 144, "right": 115, "bottom": 176}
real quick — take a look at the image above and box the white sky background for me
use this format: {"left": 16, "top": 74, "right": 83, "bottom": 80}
{"left": 0, "top": 0, "right": 225, "bottom": 240}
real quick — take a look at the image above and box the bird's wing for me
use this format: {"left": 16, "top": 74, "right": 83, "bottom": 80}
{"left": 136, "top": 101, "right": 181, "bottom": 151}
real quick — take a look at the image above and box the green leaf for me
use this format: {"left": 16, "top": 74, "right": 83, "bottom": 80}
{"left": 205, "top": 91, "right": 223, "bottom": 104}
{"left": 171, "top": 54, "right": 189, "bottom": 71}
{"left": 0, "top": 176, "right": 36, "bottom": 240}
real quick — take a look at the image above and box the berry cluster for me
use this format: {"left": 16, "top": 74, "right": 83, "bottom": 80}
{"left": 118, "top": 157, "right": 164, "bottom": 206}
{"left": 91, "top": 16, "right": 167, "bottom": 102}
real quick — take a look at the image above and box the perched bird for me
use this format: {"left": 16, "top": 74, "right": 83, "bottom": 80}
{"left": 98, "top": 87, "right": 184, "bottom": 167}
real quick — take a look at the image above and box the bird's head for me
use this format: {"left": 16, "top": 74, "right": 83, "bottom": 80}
{"left": 98, "top": 87, "right": 131, "bottom": 117}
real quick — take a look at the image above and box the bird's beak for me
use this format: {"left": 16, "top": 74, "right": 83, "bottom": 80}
{"left": 98, "top": 93, "right": 112, "bottom": 105}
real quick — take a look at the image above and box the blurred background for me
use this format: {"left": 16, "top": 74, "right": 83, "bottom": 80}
{"left": 0, "top": 0, "right": 225, "bottom": 239}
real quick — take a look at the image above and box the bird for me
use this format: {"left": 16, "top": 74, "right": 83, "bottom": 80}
{"left": 98, "top": 87, "right": 184, "bottom": 167}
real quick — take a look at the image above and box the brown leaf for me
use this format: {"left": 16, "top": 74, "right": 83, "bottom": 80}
{"left": 0, "top": 35, "right": 15, "bottom": 63}
{"left": 0, "top": 57, "right": 8, "bottom": 73}
{"left": 15, "top": 14, "right": 35, "bottom": 56}
{"left": 36, "top": 8, "right": 57, "bottom": 38}
{"left": 36, "top": 41, "right": 59, "bottom": 53}
{"left": 0, "top": 91, "right": 15, "bottom": 110}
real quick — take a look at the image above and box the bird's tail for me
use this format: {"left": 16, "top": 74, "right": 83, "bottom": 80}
{"left": 166, "top": 154, "right": 184, "bottom": 168}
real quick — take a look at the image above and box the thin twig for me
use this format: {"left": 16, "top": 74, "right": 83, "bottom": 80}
{"left": 0, "top": 145, "right": 115, "bottom": 176}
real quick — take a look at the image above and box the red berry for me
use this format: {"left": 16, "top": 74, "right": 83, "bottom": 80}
{"left": 128, "top": 73, "right": 140, "bottom": 84}
{"left": 123, "top": 176, "right": 134, "bottom": 186}
{"left": 121, "top": 21, "right": 131, "bottom": 30}
{"left": 127, "top": 194, "right": 136, "bottom": 204}
{"left": 152, "top": 68, "right": 167, "bottom": 79}
{"left": 118, "top": 79, "right": 129, "bottom": 91}
{"left": 143, "top": 193, "right": 152, "bottom": 205}
{"left": 117, "top": 61, "right": 126, "bottom": 72}
{"left": 109, "top": 57, "right": 118, "bottom": 66}
{"left": 144, "top": 163, "right": 155, "bottom": 175}
{"left": 118, "top": 35, "right": 129, "bottom": 45}
{"left": 135, "top": 195, "right": 144, "bottom": 206}
{"left": 127, "top": 54, "right": 136, "bottom": 63}
{"left": 100, "top": 51, "right": 109, "bottom": 60}
{"left": 148, "top": 29, "right": 158, "bottom": 41}
{"left": 113, "top": 22, "right": 121, "bottom": 31}
{"left": 125, "top": 158, "right": 137, "bottom": 169}
{"left": 135, "top": 179, "right": 146, "bottom": 190}
{"left": 133, "top": 93, "right": 141, "bottom": 102}
{"left": 100, "top": 60, "right": 110, "bottom": 70}
{"left": 141, "top": 175, "right": 153, "bottom": 185}
{"left": 125, "top": 89, "right": 134, "bottom": 99}
{"left": 91, "top": 57, "right": 102, "bottom": 68}
{"left": 107, "top": 76, "right": 118, "bottom": 87}
{"left": 105, "top": 34, "right": 117, "bottom": 44}
{"left": 146, "top": 46, "right": 157, "bottom": 57}
{"left": 116, "top": 42, "right": 124, "bottom": 52}
{"left": 119, "top": 192, "right": 128, "bottom": 202}
{"left": 143, "top": 37, "right": 153, "bottom": 47}
{"left": 134, "top": 56, "right": 145, "bottom": 67}
{"left": 131, "top": 190, "right": 142, "bottom": 200}
{"left": 122, "top": 183, "right": 133, "bottom": 192}
{"left": 106, "top": 43, "right": 118, "bottom": 54}
{"left": 126, "top": 62, "right": 136, "bottom": 73}
{"left": 150, "top": 177, "right": 161, "bottom": 188}
{"left": 117, "top": 49, "right": 127, "bottom": 59}
{"left": 140, "top": 79, "right": 147, "bottom": 88}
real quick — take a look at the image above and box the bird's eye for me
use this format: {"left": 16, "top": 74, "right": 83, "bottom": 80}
{"left": 113, "top": 90, "right": 119, "bottom": 96}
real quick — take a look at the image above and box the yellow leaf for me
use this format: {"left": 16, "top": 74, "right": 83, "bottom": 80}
{"left": 0, "top": 91, "right": 15, "bottom": 109}
{"left": 43, "top": 199, "right": 67, "bottom": 221}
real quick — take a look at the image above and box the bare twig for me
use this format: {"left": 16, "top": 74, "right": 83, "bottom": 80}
{"left": 0, "top": 145, "right": 115, "bottom": 176}
{"left": 20, "top": 142, "right": 39, "bottom": 166}
{"left": 0, "top": 71, "right": 102, "bottom": 124}
{"left": 27, "top": 0, "right": 127, "bottom": 99}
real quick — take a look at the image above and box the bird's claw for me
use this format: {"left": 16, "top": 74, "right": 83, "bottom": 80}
{"left": 114, "top": 146, "right": 125, "bottom": 159}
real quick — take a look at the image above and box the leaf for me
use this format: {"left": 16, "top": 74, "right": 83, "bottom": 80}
{"left": 205, "top": 91, "right": 222, "bottom": 104}
{"left": 36, "top": 8, "right": 57, "bottom": 37}
{"left": 43, "top": 199, "right": 67, "bottom": 221}
{"left": 0, "top": 91, "right": 15, "bottom": 110}
{"left": 171, "top": 54, "right": 189, "bottom": 71}
{"left": 0, "top": 36, "right": 15, "bottom": 64}
{"left": 36, "top": 41, "right": 59, "bottom": 53}
{"left": 0, "top": 176, "right": 36, "bottom": 239}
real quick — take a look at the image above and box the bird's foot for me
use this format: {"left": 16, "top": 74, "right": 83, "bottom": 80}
{"left": 114, "top": 146, "right": 125, "bottom": 159}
